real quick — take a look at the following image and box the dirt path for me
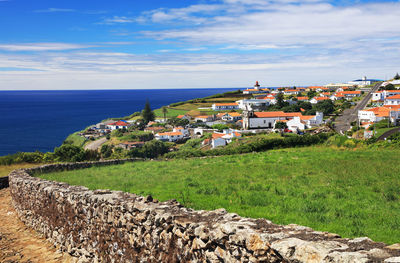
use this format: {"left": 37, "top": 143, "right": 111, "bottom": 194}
{"left": 0, "top": 188, "right": 74, "bottom": 263}
{"left": 84, "top": 137, "right": 107, "bottom": 151}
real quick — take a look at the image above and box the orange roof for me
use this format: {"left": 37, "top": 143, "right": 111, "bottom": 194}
{"left": 195, "top": 115, "right": 212, "bottom": 119}
{"left": 300, "top": 115, "right": 315, "bottom": 120}
{"left": 157, "top": 132, "right": 183, "bottom": 136}
{"left": 308, "top": 86, "right": 324, "bottom": 89}
{"left": 342, "top": 91, "right": 361, "bottom": 95}
{"left": 314, "top": 97, "right": 329, "bottom": 101}
{"left": 214, "top": 103, "right": 238, "bottom": 106}
{"left": 212, "top": 133, "right": 225, "bottom": 139}
{"left": 321, "top": 92, "right": 331, "bottom": 95}
{"left": 297, "top": 96, "right": 309, "bottom": 100}
{"left": 253, "top": 111, "right": 302, "bottom": 118}
{"left": 233, "top": 132, "right": 241, "bottom": 137}
{"left": 177, "top": 115, "right": 185, "bottom": 118}
{"left": 244, "top": 89, "right": 258, "bottom": 92}
{"left": 228, "top": 112, "right": 241, "bottom": 117}
{"left": 285, "top": 89, "right": 299, "bottom": 92}
{"left": 386, "top": 95, "right": 400, "bottom": 100}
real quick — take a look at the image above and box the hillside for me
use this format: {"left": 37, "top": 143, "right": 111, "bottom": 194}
{"left": 40, "top": 146, "right": 400, "bottom": 244}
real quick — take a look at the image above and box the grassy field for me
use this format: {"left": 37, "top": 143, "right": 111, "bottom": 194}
{"left": 40, "top": 147, "right": 400, "bottom": 244}
{"left": 0, "top": 163, "right": 42, "bottom": 178}
{"left": 64, "top": 132, "right": 87, "bottom": 147}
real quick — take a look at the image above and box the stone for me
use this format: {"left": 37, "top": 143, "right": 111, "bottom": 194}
{"left": 385, "top": 257, "right": 400, "bottom": 263}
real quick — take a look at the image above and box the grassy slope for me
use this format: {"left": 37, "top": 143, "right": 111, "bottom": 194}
{"left": 64, "top": 132, "right": 87, "bottom": 147}
{"left": 0, "top": 163, "right": 42, "bottom": 178}
{"left": 40, "top": 147, "right": 400, "bottom": 244}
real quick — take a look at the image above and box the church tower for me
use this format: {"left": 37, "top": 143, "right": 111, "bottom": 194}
{"left": 254, "top": 81, "right": 261, "bottom": 90}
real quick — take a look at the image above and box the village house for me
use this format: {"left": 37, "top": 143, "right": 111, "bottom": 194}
{"left": 384, "top": 95, "right": 400, "bottom": 106}
{"left": 372, "top": 90, "right": 400, "bottom": 103}
{"left": 341, "top": 90, "right": 362, "bottom": 99}
{"left": 177, "top": 114, "right": 191, "bottom": 121}
{"left": 296, "top": 96, "right": 309, "bottom": 102}
{"left": 211, "top": 102, "right": 239, "bottom": 111}
{"left": 242, "top": 110, "right": 323, "bottom": 129}
{"left": 236, "top": 99, "right": 271, "bottom": 110}
{"left": 283, "top": 89, "right": 300, "bottom": 96}
{"left": 208, "top": 130, "right": 242, "bottom": 148}
{"left": 310, "top": 97, "right": 330, "bottom": 104}
{"left": 173, "top": 127, "right": 190, "bottom": 137}
{"left": 144, "top": 126, "right": 164, "bottom": 134}
{"left": 358, "top": 105, "right": 400, "bottom": 125}
{"left": 155, "top": 131, "right": 184, "bottom": 142}
{"left": 330, "top": 93, "right": 345, "bottom": 101}
{"left": 107, "top": 120, "right": 131, "bottom": 130}
{"left": 194, "top": 115, "right": 215, "bottom": 122}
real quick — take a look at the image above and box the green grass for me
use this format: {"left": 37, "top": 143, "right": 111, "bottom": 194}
{"left": 374, "top": 128, "right": 393, "bottom": 138}
{"left": 64, "top": 132, "right": 87, "bottom": 147}
{"left": 40, "top": 147, "right": 400, "bottom": 244}
{"left": 0, "top": 163, "right": 42, "bottom": 178}
{"left": 153, "top": 108, "right": 188, "bottom": 118}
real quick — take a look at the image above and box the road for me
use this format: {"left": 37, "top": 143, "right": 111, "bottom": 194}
{"left": 334, "top": 82, "right": 381, "bottom": 134}
{"left": 84, "top": 137, "right": 107, "bottom": 151}
{"left": 377, "top": 127, "right": 400, "bottom": 141}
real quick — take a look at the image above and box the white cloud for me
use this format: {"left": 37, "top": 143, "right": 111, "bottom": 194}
{"left": 34, "top": 8, "right": 75, "bottom": 13}
{"left": 101, "top": 16, "right": 136, "bottom": 24}
{"left": 0, "top": 43, "right": 94, "bottom": 51}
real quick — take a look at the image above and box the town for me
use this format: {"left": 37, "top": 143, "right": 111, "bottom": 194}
{"left": 72, "top": 75, "right": 399, "bottom": 156}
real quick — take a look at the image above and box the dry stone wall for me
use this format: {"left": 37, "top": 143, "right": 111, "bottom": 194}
{"left": 8, "top": 160, "right": 400, "bottom": 263}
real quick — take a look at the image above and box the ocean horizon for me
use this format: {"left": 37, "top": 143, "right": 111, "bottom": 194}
{"left": 0, "top": 88, "right": 245, "bottom": 156}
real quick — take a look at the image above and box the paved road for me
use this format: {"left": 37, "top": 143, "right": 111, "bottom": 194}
{"left": 84, "top": 137, "right": 107, "bottom": 151}
{"left": 334, "top": 82, "right": 382, "bottom": 134}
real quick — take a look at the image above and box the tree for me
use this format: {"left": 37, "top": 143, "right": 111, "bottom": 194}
{"left": 275, "top": 121, "right": 288, "bottom": 130}
{"left": 161, "top": 106, "right": 168, "bottom": 122}
{"left": 100, "top": 144, "right": 113, "bottom": 158}
{"left": 54, "top": 144, "right": 85, "bottom": 162}
{"left": 394, "top": 73, "right": 400, "bottom": 80}
{"left": 276, "top": 92, "right": 286, "bottom": 108}
{"left": 315, "top": 100, "right": 335, "bottom": 115}
{"left": 307, "top": 90, "right": 317, "bottom": 99}
{"left": 141, "top": 100, "right": 155, "bottom": 124}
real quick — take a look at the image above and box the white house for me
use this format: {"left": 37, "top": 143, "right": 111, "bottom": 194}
{"left": 212, "top": 103, "right": 239, "bottom": 111}
{"left": 384, "top": 95, "right": 400, "bottom": 105}
{"left": 194, "top": 115, "right": 215, "bottom": 122}
{"left": 210, "top": 130, "right": 241, "bottom": 148}
{"left": 177, "top": 114, "right": 191, "bottom": 120}
{"left": 283, "top": 89, "right": 300, "bottom": 96}
{"left": 173, "top": 127, "right": 189, "bottom": 137}
{"left": 217, "top": 112, "right": 242, "bottom": 122}
{"left": 107, "top": 120, "right": 131, "bottom": 130}
{"left": 155, "top": 131, "right": 184, "bottom": 142}
{"left": 310, "top": 97, "right": 330, "bottom": 104}
{"left": 358, "top": 105, "right": 400, "bottom": 124}
{"left": 284, "top": 117, "right": 306, "bottom": 132}
{"left": 242, "top": 111, "right": 323, "bottom": 130}
{"left": 236, "top": 99, "right": 270, "bottom": 110}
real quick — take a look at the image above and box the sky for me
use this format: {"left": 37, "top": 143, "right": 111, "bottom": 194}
{"left": 0, "top": 0, "right": 399, "bottom": 90}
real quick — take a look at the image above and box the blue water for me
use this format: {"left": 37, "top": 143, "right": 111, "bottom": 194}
{"left": 0, "top": 88, "right": 239, "bottom": 156}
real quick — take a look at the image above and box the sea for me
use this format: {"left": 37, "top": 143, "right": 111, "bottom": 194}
{"left": 0, "top": 88, "right": 240, "bottom": 156}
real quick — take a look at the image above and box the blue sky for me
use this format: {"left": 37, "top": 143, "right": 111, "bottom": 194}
{"left": 0, "top": 0, "right": 399, "bottom": 90}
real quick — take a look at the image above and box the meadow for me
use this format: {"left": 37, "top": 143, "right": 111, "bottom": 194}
{"left": 40, "top": 147, "right": 400, "bottom": 244}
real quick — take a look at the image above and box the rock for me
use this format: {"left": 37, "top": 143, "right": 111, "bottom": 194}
{"left": 386, "top": 244, "right": 400, "bottom": 250}
{"left": 385, "top": 257, "right": 400, "bottom": 263}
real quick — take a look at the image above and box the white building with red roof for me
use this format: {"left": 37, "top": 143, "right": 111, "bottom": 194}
{"left": 384, "top": 94, "right": 400, "bottom": 106}
{"left": 310, "top": 96, "right": 330, "bottom": 104}
{"left": 242, "top": 111, "right": 323, "bottom": 130}
{"left": 155, "top": 131, "right": 184, "bottom": 142}
{"left": 107, "top": 120, "right": 131, "bottom": 130}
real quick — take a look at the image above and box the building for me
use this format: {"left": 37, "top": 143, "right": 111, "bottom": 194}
{"left": 243, "top": 81, "right": 269, "bottom": 94}
{"left": 155, "top": 131, "right": 184, "bottom": 142}
{"left": 310, "top": 97, "right": 330, "bottom": 104}
{"left": 384, "top": 95, "right": 400, "bottom": 106}
{"left": 358, "top": 105, "right": 400, "bottom": 125}
{"left": 236, "top": 99, "right": 271, "bottom": 110}
{"left": 107, "top": 120, "right": 131, "bottom": 130}
{"left": 348, "top": 76, "right": 382, "bottom": 87}
{"left": 217, "top": 112, "right": 242, "bottom": 122}
{"left": 194, "top": 115, "right": 215, "bottom": 122}
{"left": 211, "top": 103, "right": 239, "bottom": 111}
{"left": 144, "top": 126, "right": 164, "bottom": 134}
{"left": 173, "top": 127, "right": 189, "bottom": 137}
{"left": 177, "top": 114, "right": 191, "bottom": 120}
{"left": 242, "top": 111, "right": 323, "bottom": 129}
{"left": 210, "top": 130, "right": 241, "bottom": 148}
